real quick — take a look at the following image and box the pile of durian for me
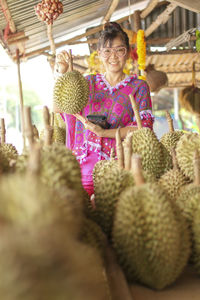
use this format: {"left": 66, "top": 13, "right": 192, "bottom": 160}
{"left": 1, "top": 98, "right": 200, "bottom": 298}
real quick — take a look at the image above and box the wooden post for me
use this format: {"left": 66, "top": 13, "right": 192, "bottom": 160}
{"left": 0, "top": 118, "right": 6, "bottom": 144}
{"left": 16, "top": 48, "right": 26, "bottom": 149}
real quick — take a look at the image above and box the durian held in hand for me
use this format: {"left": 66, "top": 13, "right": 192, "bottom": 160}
{"left": 53, "top": 50, "right": 89, "bottom": 114}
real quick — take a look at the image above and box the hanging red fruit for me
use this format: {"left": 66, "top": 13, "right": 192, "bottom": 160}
{"left": 34, "top": 0, "right": 63, "bottom": 25}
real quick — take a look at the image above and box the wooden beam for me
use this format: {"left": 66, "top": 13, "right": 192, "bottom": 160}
{"left": 133, "top": 10, "right": 142, "bottom": 31}
{"left": 168, "top": 0, "right": 200, "bottom": 13}
{"left": 140, "top": 0, "right": 159, "bottom": 18}
{"left": 13, "top": 15, "right": 130, "bottom": 61}
{"left": 101, "top": 0, "right": 120, "bottom": 24}
{"left": 7, "top": 36, "right": 29, "bottom": 45}
{"left": 6, "top": 31, "right": 25, "bottom": 41}
{"left": 145, "top": 3, "right": 177, "bottom": 37}
{"left": 0, "top": 0, "right": 16, "bottom": 32}
{"left": 147, "top": 48, "right": 197, "bottom": 55}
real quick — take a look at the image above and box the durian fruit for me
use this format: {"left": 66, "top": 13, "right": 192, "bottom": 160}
{"left": 160, "top": 111, "right": 185, "bottom": 154}
{"left": 175, "top": 150, "right": 200, "bottom": 223}
{"left": 128, "top": 95, "right": 163, "bottom": 178}
{"left": 53, "top": 70, "right": 89, "bottom": 114}
{"left": 94, "top": 164, "right": 133, "bottom": 237}
{"left": 80, "top": 218, "right": 107, "bottom": 260}
{"left": 0, "top": 118, "right": 18, "bottom": 173}
{"left": 0, "top": 228, "right": 111, "bottom": 300}
{"left": 41, "top": 143, "right": 83, "bottom": 197}
{"left": 192, "top": 208, "right": 200, "bottom": 275}
{"left": 54, "top": 112, "right": 65, "bottom": 129}
{"left": 176, "top": 132, "right": 200, "bottom": 181}
{"left": 158, "top": 149, "right": 190, "bottom": 202}
{"left": 0, "top": 173, "right": 83, "bottom": 236}
{"left": 112, "top": 155, "right": 191, "bottom": 290}
{"left": 40, "top": 126, "right": 66, "bottom": 144}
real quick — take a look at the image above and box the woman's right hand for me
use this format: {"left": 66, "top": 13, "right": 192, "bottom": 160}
{"left": 56, "top": 50, "right": 73, "bottom": 74}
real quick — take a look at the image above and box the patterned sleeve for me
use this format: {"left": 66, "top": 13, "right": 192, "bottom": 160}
{"left": 127, "top": 80, "right": 154, "bottom": 130}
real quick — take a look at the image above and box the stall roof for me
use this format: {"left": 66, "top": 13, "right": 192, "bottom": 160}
{"left": 0, "top": 0, "right": 200, "bottom": 88}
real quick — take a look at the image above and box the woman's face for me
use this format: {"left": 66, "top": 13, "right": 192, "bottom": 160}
{"left": 98, "top": 36, "right": 129, "bottom": 74}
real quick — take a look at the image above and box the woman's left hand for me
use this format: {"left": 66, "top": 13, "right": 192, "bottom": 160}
{"left": 74, "top": 114, "right": 104, "bottom": 137}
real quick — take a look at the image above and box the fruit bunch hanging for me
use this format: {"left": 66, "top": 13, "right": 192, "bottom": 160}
{"left": 34, "top": 0, "right": 63, "bottom": 25}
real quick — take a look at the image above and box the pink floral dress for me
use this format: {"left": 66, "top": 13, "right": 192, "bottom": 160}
{"left": 61, "top": 73, "right": 154, "bottom": 196}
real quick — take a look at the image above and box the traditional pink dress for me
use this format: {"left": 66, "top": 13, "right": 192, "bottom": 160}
{"left": 61, "top": 73, "right": 154, "bottom": 196}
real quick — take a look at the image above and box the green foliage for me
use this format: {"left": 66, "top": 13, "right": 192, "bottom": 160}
{"left": 196, "top": 30, "right": 200, "bottom": 52}
{"left": 0, "top": 84, "right": 43, "bottom": 130}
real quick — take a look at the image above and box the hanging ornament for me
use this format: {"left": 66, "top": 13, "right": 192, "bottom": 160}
{"left": 34, "top": 0, "right": 63, "bottom": 25}
{"left": 136, "top": 29, "right": 146, "bottom": 80}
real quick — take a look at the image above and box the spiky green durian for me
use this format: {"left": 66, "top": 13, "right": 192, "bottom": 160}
{"left": 192, "top": 208, "right": 200, "bottom": 275}
{"left": 175, "top": 183, "right": 200, "bottom": 222}
{"left": 53, "top": 70, "right": 89, "bottom": 114}
{"left": 160, "top": 143, "right": 173, "bottom": 174}
{"left": 15, "top": 150, "right": 29, "bottom": 174}
{"left": 160, "top": 130, "right": 184, "bottom": 153}
{"left": 40, "top": 126, "right": 66, "bottom": 144}
{"left": 0, "top": 143, "right": 18, "bottom": 173}
{"left": 0, "top": 174, "right": 82, "bottom": 235}
{"left": 128, "top": 127, "right": 163, "bottom": 178}
{"left": 94, "top": 163, "right": 133, "bottom": 237}
{"left": 54, "top": 113, "right": 65, "bottom": 128}
{"left": 93, "top": 159, "right": 118, "bottom": 184}
{"left": 176, "top": 132, "right": 200, "bottom": 180}
{"left": 0, "top": 228, "right": 110, "bottom": 300}
{"left": 80, "top": 218, "right": 107, "bottom": 259}
{"left": 40, "top": 144, "right": 83, "bottom": 196}
{"left": 112, "top": 183, "right": 190, "bottom": 290}
{"left": 15, "top": 144, "right": 83, "bottom": 199}
{"left": 159, "top": 169, "right": 190, "bottom": 202}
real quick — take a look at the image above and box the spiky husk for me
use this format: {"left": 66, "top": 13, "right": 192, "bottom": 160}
{"left": 0, "top": 174, "right": 82, "bottom": 236}
{"left": 175, "top": 184, "right": 200, "bottom": 222}
{"left": 176, "top": 132, "right": 200, "bottom": 181}
{"left": 94, "top": 164, "right": 133, "bottom": 238}
{"left": 53, "top": 70, "right": 89, "bottom": 114}
{"left": 54, "top": 113, "right": 66, "bottom": 128}
{"left": 15, "top": 150, "right": 29, "bottom": 174}
{"left": 40, "top": 126, "right": 66, "bottom": 144}
{"left": 0, "top": 143, "right": 18, "bottom": 173}
{"left": 112, "top": 183, "right": 190, "bottom": 290}
{"left": 41, "top": 144, "right": 83, "bottom": 197}
{"left": 129, "top": 128, "right": 163, "bottom": 178}
{"left": 160, "top": 131, "right": 184, "bottom": 153}
{"left": 192, "top": 208, "right": 200, "bottom": 275}
{"left": 0, "top": 228, "right": 110, "bottom": 300}
{"left": 158, "top": 169, "right": 190, "bottom": 202}
{"left": 160, "top": 143, "right": 173, "bottom": 174}
{"left": 80, "top": 218, "right": 107, "bottom": 260}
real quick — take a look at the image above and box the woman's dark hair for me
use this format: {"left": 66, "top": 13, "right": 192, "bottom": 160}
{"left": 97, "top": 22, "right": 130, "bottom": 51}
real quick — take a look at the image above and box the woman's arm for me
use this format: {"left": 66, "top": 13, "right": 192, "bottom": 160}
{"left": 101, "top": 126, "right": 137, "bottom": 139}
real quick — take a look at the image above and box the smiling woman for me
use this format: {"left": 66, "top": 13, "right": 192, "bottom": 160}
{"left": 54, "top": 22, "right": 154, "bottom": 197}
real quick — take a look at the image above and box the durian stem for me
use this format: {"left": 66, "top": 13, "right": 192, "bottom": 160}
{"left": 171, "top": 148, "right": 179, "bottom": 171}
{"left": 129, "top": 94, "right": 142, "bottom": 129}
{"left": 51, "top": 112, "right": 55, "bottom": 127}
{"left": 110, "top": 147, "right": 115, "bottom": 160}
{"left": 32, "top": 125, "right": 39, "bottom": 140}
{"left": 192, "top": 62, "right": 195, "bottom": 86}
{"left": 47, "top": 24, "right": 56, "bottom": 71}
{"left": 165, "top": 110, "right": 174, "bottom": 132}
{"left": 123, "top": 131, "right": 133, "bottom": 171}
{"left": 43, "top": 106, "right": 53, "bottom": 146}
{"left": 116, "top": 128, "right": 124, "bottom": 169}
{"left": 24, "top": 106, "right": 34, "bottom": 149}
{"left": 0, "top": 118, "right": 6, "bottom": 144}
{"left": 194, "top": 150, "right": 200, "bottom": 186}
{"left": 195, "top": 114, "right": 200, "bottom": 133}
{"left": 27, "top": 143, "right": 41, "bottom": 177}
{"left": 68, "top": 49, "right": 73, "bottom": 72}
{"left": 131, "top": 154, "right": 145, "bottom": 186}
{"left": 105, "top": 245, "right": 133, "bottom": 300}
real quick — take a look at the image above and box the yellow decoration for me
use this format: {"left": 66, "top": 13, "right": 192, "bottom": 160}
{"left": 136, "top": 29, "right": 146, "bottom": 80}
